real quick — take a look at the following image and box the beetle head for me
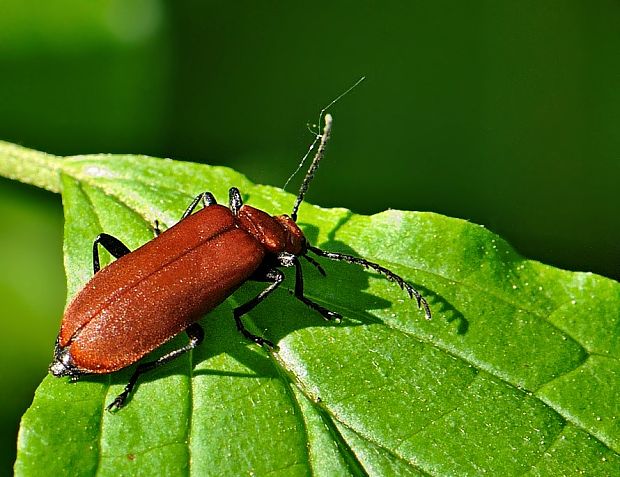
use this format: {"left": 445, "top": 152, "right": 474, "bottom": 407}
{"left": 49, "top": 340, "right": 80, "bottom": 377}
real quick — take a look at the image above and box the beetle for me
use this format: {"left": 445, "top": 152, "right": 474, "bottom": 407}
{"left": 49, "top": 114, "right": 431, "bottom": 411}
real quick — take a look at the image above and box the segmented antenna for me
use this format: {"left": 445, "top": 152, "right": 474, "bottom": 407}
{"left": 290, "top": 113, "right": 333, "bottom": 222}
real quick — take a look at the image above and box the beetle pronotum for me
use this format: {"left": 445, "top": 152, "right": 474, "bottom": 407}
{"left": 49, "top": 114, "right": 431, "bottom": 410}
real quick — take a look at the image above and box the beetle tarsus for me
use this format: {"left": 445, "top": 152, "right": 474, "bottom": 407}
{"left": 105, "top": 323, "right": 205, "bottom": 411}
{"left": 233, "top": 268, "right": 283, "bottom": 347}
{"left": 234, "top": 318, "right": 275, "bottom": 349}
{"left": 256, "top": 337, "right": 274, "bottom": 348}
{"left": 310, "top": 305, "right": 342, "bottom": 322}
{"left": 107, "top": 394, "right": 128, "bottom": 412}
{"left": 252, "top": 334, "right": 275, "bottom": 349}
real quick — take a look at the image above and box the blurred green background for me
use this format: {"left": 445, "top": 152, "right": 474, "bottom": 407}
{"left": 1, "top": 1, "right": 619, "bottom": 473}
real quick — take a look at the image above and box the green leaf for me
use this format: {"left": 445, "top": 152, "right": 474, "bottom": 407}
{"left": 3, "top": 142, "right": 619, "bottom": 476}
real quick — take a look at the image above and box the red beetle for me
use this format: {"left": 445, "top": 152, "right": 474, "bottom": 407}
{"left": 50, "top": 114, "right": 431, "bottom": 410}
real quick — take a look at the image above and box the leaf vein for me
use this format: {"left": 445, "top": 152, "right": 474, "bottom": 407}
{"left": 330, "top": 417, "right": 434, "bottom": 476}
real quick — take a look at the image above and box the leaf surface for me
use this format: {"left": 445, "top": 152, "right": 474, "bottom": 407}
{"left": 3, "top": 142, "right": 619, "bottom": 476}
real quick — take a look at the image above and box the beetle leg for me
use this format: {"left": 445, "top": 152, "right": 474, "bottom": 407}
{"left": 228, "top": 187, "right": 243, "bottom": 216}
{"left": 307, "top": 245, "right": 432, "bottom": 320}
{"left": 202, "top": 192, "right": 217, "bottom": 207}
{"left": 292, "top": 257, "right": 341, "bottom": 322}
{"left": 92, "top": 233, "right": 132, "bottom": 274}
{"left": 302, "top": 254, "right": 326, "bottom": 276}
{"left": 107, "top": 323, "right": 205, "bottom": 411}
{"left": 182, "top": 192, "right": 217, "bottom": 220}
{"left": 233, "top": 268, "right": 283, "bottom": 348}
{"left": 153, "top": 219, "right": 162, "bottom": 237}
{"left": 272, "top": 252, "right": 338, "bottom": 319}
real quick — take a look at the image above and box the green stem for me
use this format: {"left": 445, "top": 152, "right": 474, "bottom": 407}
{"left": 0, "top": 140, "right": 63, "bottom": 193}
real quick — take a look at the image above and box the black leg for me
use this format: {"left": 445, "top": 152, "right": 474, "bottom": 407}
{"left": 233, "top": 268, "right": 283, "bottom": 348}
{"left": 292, "top": 257, "right": 341, "bottom": 321}
{"left": 92, "top": 233, "right": 132, "bottom": 274}
{"left": 307, "top": 245, "right": 432, "bottom": 320}
{"left": 182, "top": 192, "right": 217, "bottom": 220}
{"left": 153, "top": 219, "right": 162, "bottom": 237}
{"left": 228, "top": 187, "right": 243, "bottom": 216}
{"left": 302, "top": 254, "right": 326, "bottom": 276}
{"left": 107, "top": 323, "right": 205, "bottom": 411}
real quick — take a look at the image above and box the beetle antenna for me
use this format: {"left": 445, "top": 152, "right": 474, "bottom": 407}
{"left": 283, "top": 130, "right": 319, "bottom": 194}
{"left": 283, "top": 76, "right": 366, "bottom": 192}
{"left": 290, "top": 113, "right": 332, "bottom": 222}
